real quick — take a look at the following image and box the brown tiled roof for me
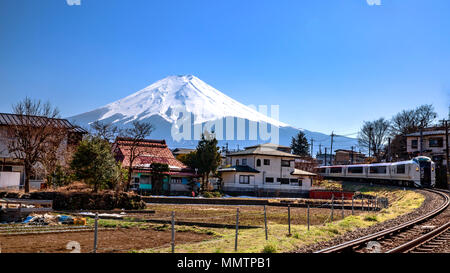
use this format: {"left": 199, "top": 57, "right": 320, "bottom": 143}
{"left": 114, "top": 138, "right": 187, "bottom": 169}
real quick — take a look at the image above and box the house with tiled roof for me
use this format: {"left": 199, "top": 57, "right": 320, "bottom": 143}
{"left": 112, "top": 137, "right": 199, "bottom": 194}
{"left": 0, "top": 113, "right": 87, "bottom": 190}
{"left": 218, "top": 143, "right": 315, "bottom": 197}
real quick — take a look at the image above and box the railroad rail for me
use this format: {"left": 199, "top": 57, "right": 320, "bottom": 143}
{"left": 315, "top": 188, "right": 450, "bottom": 253}
{"left": 387, "top": 219, "right": 450, "bottom": 253}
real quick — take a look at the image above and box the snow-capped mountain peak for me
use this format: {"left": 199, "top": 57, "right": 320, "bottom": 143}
{"left": 96, "top": 75, "right": 288, "bottom": 127}
{"left": 68, "top": 75, "right": 358, "bottom": 151}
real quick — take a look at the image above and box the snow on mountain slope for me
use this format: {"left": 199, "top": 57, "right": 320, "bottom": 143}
{"left": 68, "top": 75, "right": 358, "bottom": 151}
{"left": 79, "top": 75, "right": 287, "bottom": 127}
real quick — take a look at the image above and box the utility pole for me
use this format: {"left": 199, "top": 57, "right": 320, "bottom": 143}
{"left": 310, "top": 138, "right": 314, "bottom": 158}
{"left": 388, "top": 137, "right": 391, "bottom": 162}
{"left": 330, "top": 132, "right": 335, "bottom": 165}
{"left": 419, "top": 127, "right": 424, "bottom": 156}
{"left": 325, "top": 147, "right": 328, "bottom": 166}
{"left": 351, "top": 146, "right": 354, "bottom": 164}
{"left": 368, "top": 126, "right": 373, "bottom": 158}
{"left": 443, "top": 120, "right": 450, "bottom": 190}
{"left": 319, "top": 144, "right": 322, "bottom": 155}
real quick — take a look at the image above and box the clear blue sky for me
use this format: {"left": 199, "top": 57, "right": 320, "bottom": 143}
{"left": 0, "top": 0, "right": 449, "bottom": 136}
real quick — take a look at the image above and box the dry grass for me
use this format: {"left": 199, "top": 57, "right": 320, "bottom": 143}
{"left": 138, "top": 183, "right": 424, "bottom": 253}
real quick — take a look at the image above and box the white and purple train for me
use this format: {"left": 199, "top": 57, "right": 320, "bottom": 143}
{"left": 316, "top": 156, "right": 436, "bottom": 188}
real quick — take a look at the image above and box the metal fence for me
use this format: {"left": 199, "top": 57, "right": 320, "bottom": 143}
{"left": 0, "top": 194, "right": 389, "bottom": 253}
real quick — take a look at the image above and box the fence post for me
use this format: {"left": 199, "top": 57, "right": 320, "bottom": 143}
{"left": 235, "top": 208, "right": 239, "bottom": 252}
{"left": 331, "top": 194, "right": 334, "bottom": 221}
{"left": 351, "top": 196, "right": 354, "bottom": 215}
{"left": 307, "top": 204, "right": 310, "bottom": 231}
{"left": 93, "top": 212, "right": 98, "bottom": 253}
{"left": 264, "top": 205, "right": 268, "bottom": 240}
{"left": 171, "top": 211, "right": 175, "bottom": 253}
{"left": 341, "top": 195, "right": 344, "bottom": 219}
{"left": 288, "top": 205, "right": 291, "bottom": 235}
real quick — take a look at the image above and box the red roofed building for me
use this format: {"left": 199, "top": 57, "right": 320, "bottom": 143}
{"left": 113, "top": 137, "right": 199, "bottom": 194}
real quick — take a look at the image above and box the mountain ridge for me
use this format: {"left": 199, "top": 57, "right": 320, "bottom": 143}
{"left": 67, "top": 75, "right": 358, "bottom": 153}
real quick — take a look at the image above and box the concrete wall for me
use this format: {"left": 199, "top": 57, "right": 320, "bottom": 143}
{"left": 0, "top": 171, "right": 21, "bottom": 189}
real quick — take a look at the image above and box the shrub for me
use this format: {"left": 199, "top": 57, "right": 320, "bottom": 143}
{"left": 364, "top": 214, "right": 378, "bottom": 222}
{"left": 262, "top": 244, "right": 277, "bottom": 253}
{"left": 202, "top": 191, "right": 223, "bottom": 198}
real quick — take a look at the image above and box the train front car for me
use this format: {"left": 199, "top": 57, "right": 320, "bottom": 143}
{"left": 412, "top": 156, "right": 436, "bottom": 188}
{"left": 314, "top": 156, "right": 436, "bottom": 188}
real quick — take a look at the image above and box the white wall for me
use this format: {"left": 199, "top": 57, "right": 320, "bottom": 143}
{"left": 0, "top": 171, "right": 21, "bottom": 189}
{"left": 222, "top": 154, "right": 312, "bottom": 193}
{"left": 407, "top": 136, "right": 447, "bottom": 154}
{"left": 230, "top": 154, "right": 296, "bottom": 184}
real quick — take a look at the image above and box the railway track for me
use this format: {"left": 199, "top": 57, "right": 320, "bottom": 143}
{"left": 315, "top": 188, "right": 450, "bottom": 253}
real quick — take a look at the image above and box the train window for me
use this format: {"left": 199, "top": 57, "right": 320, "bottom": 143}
{"left": 317, "top": 168, "right": 326, "bottom": 173}
{"left": 411, "top": 140, "right": 418, "bottom": 149}
{"left": 330, "top": 167, "right": 342, "bottom": 173}
{"left": 348, "top": 167, "right": 363, "bottom": 174}
{"left": 396, "top": 165, "right": 406, "bottom": 174}
{"left": 265, "top": 177, "right": 274, "bottom": 183}
{"left": 280, "top": 178, "right": 290, "bottom": 184}
{"left": 290, "top": 179, "right": 301, "bottom": 186}
{"left": 369, "top": 166, "right": 387, "bottom": 174}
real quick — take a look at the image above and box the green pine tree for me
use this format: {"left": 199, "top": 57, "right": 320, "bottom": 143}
{"left": 195, "top": 132, "right": 222, "bottom": 192}
{"left": 290, "top": 131, "right": 310, "bottom": 156}
{"left": 70, "top": 136, "right": 121, "bottom": 192}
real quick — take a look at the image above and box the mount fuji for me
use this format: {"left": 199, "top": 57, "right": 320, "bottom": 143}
{"left": 67, "top": 75, "right": 358, "bottom": 153}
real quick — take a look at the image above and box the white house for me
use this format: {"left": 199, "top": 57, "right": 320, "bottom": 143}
{"left": 218, "top": 143, "right": 315, "bottom": 197}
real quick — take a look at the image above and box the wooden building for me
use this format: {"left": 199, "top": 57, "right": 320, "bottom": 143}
{"left": 113, "top": 138, "right": 199, "bottom": 195}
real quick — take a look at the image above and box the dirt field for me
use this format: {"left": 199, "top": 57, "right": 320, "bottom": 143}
{"left": 139, "top": 204, "right": 361, "bottom": 226}
{"left": 0, "top": 227, "right": 212, "bottom": 253}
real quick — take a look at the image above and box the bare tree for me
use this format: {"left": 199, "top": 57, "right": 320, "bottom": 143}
{"left": 389, "top": 104, "right": 437, "bottom": 160}
{"left": 358, "top": 118, "right": 390, "bottom": 160}
{"left": 90, "top": 120, "right": 120, "bottom": 142}
{"left": 118, "top": 121, "right": 153, "bottom": 191}
{"left": 415, "top": 104, "right": 437, "bottom": 128}
{"left": 6, "top": 98, "right": 64, "bottom": 193}
{"left": 390, "top": 104, "right": 437, "bottom": 136}
{"left": 39, "top": 129, "right": 69, "bottom": 187}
